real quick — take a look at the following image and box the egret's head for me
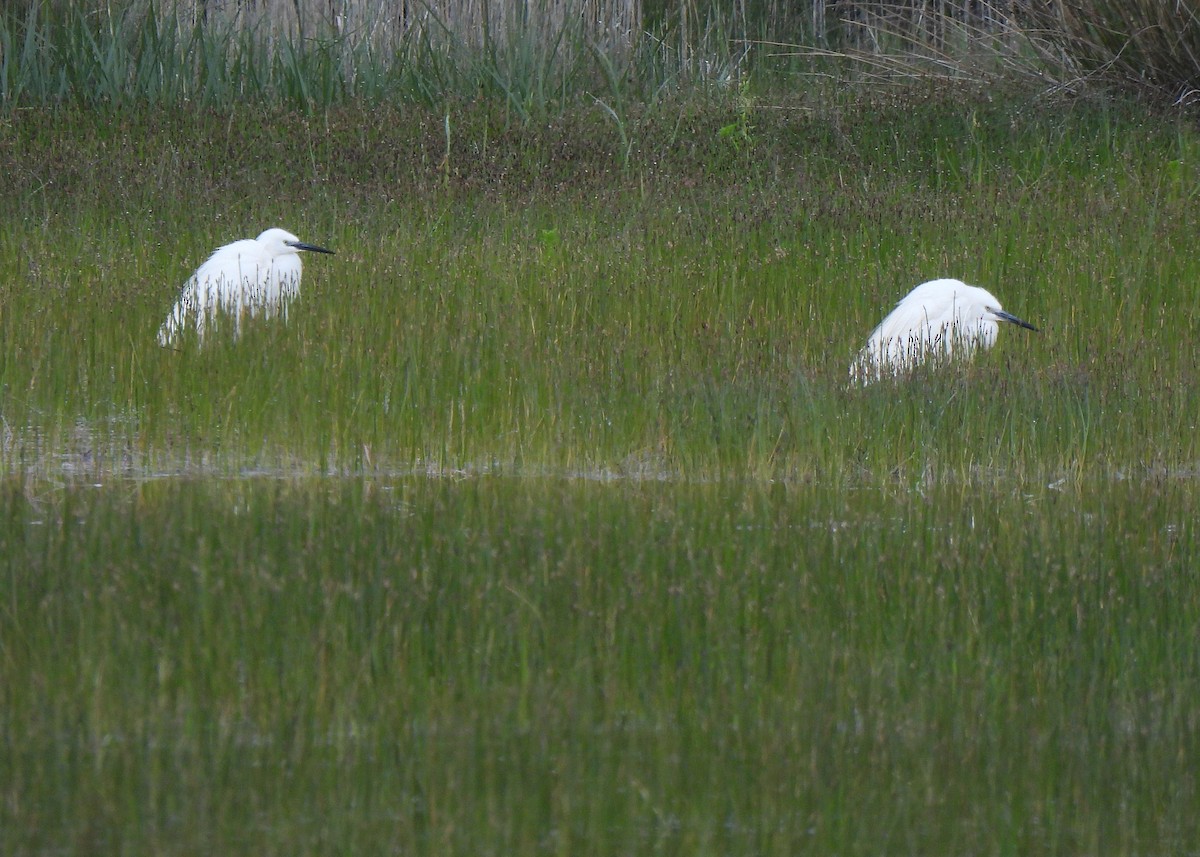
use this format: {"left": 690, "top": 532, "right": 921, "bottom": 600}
{"left": 256, "top": 228, "right": 335, "bottom": 258}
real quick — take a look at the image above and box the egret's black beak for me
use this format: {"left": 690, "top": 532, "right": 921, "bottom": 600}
{"left": 288, "top": 241, "right": 335, "bottom": 255}
{"left": 995, "top": 309, "right": 1038, "bottom": 332}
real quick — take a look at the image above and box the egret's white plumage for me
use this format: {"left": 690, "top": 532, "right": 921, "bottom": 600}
{"left": 850, "top": 278, "right": 1037, "bottom": 384}
{"left": 157, "top": 228, "right": 334, "bottom": 346}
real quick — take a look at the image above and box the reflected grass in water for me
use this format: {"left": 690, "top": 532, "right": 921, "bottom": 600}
{"left": 2, "top": 477, "right": 1197, "bottom": 854}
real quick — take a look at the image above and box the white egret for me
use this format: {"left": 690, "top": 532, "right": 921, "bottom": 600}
{"left": 157, "top": 228, "right": 334, "bottom": 346}
{"left": 850, "top": 278, "right": 1037, "bottom": 384}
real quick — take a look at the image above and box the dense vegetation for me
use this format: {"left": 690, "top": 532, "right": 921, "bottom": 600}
{"left": 2, "top": 1, "right": 1199, "bottom": 112}
{"left": 3, "top": 85, "right": 1196, "bottom": 483}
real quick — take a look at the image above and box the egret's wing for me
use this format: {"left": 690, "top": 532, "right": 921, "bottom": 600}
{"left": 157, "top": 239, "right": 271, "bottom": 346}
{"left": 158, "top": 272, "right": 204, "bottom": 346}
{"left": 879, "top": 293, "right": 963, "bottom": 346}
{"left": 851, "top": 290, "right": 966, "bottom": 383}
{"left": 193, "top": 239, "right": 272, "bottom": 312}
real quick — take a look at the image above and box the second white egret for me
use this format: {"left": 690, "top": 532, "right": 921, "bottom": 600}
{"left": 850, "top": 278, "right": 1037, "bottom": 384}
{"left": 157, "top": 228, "right": 334, "bottom": 346}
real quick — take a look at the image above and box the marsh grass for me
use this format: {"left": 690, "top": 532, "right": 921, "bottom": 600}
{"left": 3, "top": 91, "right": 1200, "bottom": 484}
{"left": 3, "top": 476, "right": 1199, "bottom": 854}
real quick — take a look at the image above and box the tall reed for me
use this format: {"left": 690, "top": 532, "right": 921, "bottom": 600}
{"left": 0, "top": 0, "right": 1095, "bottom": 112}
